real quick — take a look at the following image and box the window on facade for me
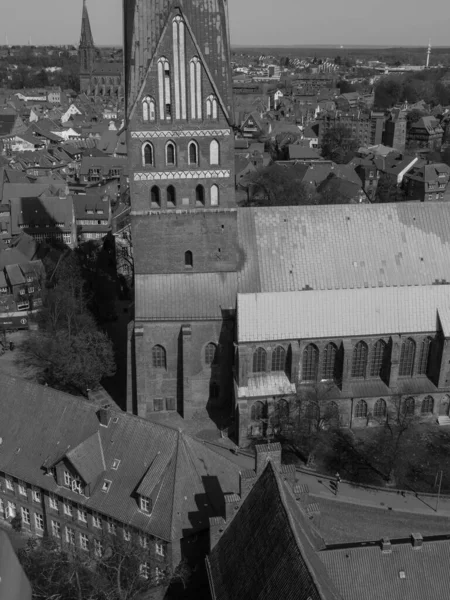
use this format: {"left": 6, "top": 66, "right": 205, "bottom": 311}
{"left": 18, "top": 482, "right": 26, "bottom": 496}
{"left": 34, "top": 513, "right": 44, "bottom": 531}
{"left": 403, "top": 397, "right": 415, "bottom": 416}
{"left": 94, "top": 539, "right": 103, "bottom": 558}
{"left": 93, "top": 515, "right": 102, "bottom": 529}
{"left": 172, "top": 16, "right": 186, "bottom": 119}
{"left": 195, "top": 184, "right": 205, "bottom": 206}
{"left": 205, "top": 342, "right": 218, "bottom": 365}
{"left": 206, "top": 95, "right": 218, "bottom": 120}
{"left": 167, "top": 185, "right": 176, "bottom": 207}
{"left": 142, "top": 142, "right": 154, "bottom": 166}
{"left": 21, "top": 507, "right": 30, "bottom": 524}
{"left": 142, "top": 96, "right": 156, "bottom": 122}
{"left": 322, "top": 343, "right": 337, "bottom": 380}
{"left": 150, "top": 186, "right": 160, "bottom": 207}
{"left": 370, "top": 339, "right": 386, "bottom": 378}
{"left": 399, "top": 338, "right": 416, "bottom": 377}
{"left": 251, "top": 401, "right": 265, "bottom": 421}
{"left": 158, "top": 58, "right": 171, "bottom": 120}
{"left": 277, "top": 399, "right": 289, "bottom": 419}
{"left": 5, "top": 477, "right": 13, "bottom": 491}
{"left": 78, "top": 509, "right": 87, "bottom": 523}
{"left": 351, "top": 341, "right": 368, "bottom": 378}
{"left": 49, "top": 494, "right": 58, "bottom": 510}
{"left": 63, "top": 502, "right": 72, "bottom": 517}
{"left": 156, "top": 541, "right": 165, "bottom": 557}
{"left": 80, "top": 533, "right": 89, "bottom": 551}
{"left": 253, "top": 347, "right": 267, "bottom": 373}
{"left": 156, "top": 567, "right": 165, "bottom": 583}
{"left": 140, "top": 562, "right": 151, "bottom": 580}
{"left": 32, "top": 489, "right": 41, "bottom": 503}
{"left": 373, "top": 398, "right": 386, "bottom": 418}
{"left": 302, "top": 344, "right": 319, "bottom": 382}
{"left": 6, "top": 501, "right": 16, "bottom": 519}
{"left": 417, "top": 337, "right": 432, "bottom": 376}
{"left": 63, "top": 471, "right": 71, "bottom": 487}
{"left": 123, "top": 528, "right": 131, "bottom": 542}
{"left": 421, "top": 396, "right": 434, "bottom": 414}
{"left": 102, "top": 480, "right": 112, "bottom": 493}
{"left": 210, "top": 140, "right": 219, "bottom": 165}
{"left": 305, "top": 402, "right": 320, "bottom": 422}
{"left": 166, "top": 142, "right": 176, "bottom": 165}
{"left": 107, "top": 521, "right": 116, "bottom": 535}
{"left": 152, "top": 345, "right": 166, "bottom": 369}
{"left": 271, "top": 346, "right": 286, "bottom": 372}
{"left": 210, "top": 184, "right": 219, "bottom": 206}
{"left": 140, "top": 497, "right": 151, "bottom": 513}
{"left": 189, "top": 57, "right": 202, "bottom": 120}
{"left": 65, "top": 527, "right": 75, "bottom": 545}
{"left": 188, "top": 141, "right": 198, "bottom": 165}
{"left": 325, "top": 401, "right": 340, "bottom": 425}
{"left": 154, "top": 398, "right": 164, "bottom": 411}
{"left": 355, "top": 399, "right": 368, "bottom": 418}
{"left": 184, "top": 250, "right": 193, "bottom": 268}
{"left": 51, "top": 520, "right": 61, "bottom": 538}
{"left": 140, "top": 534, "right": 149, "bottom": 548}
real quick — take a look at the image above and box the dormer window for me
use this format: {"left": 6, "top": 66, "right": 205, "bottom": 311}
{"left": 63, "top": 470, "right": 71, "bottom": 486}
{"left": 112, "top": 459, "right": 120, "bottom": 470}
{"left": 140, "top": 496, "right": 151, "bottom": 513}
{"left": 102, "top": 479, "right": 112, "bottom": 493}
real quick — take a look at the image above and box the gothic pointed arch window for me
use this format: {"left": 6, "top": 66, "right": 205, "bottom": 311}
{"left": 253, "top": 347, "right": 267, "bottom": 373}
{"left": 172, "top": 16, "right": 186, "bottom": 120}
{"left": 195, "top": 185, "right": 205, "bottom": 206}
{"left": 166, "top": 142, "right": 176, "bottom": 166}
{"left": 152, "top": 345, "right": 166, "bottom": 369}
{"left": 277, "top": 399, "right": 289, "bottom": 419}
{"left": 251, "top": 401, "right": 265, "bottom": 421}
{"left": 325, "top": 401, "right": 340, "bottom": 425}
{"left": 210, "top": 140, "right": 220, "bottom": 165}
{"left": 351, "top": 341, "right": 368, "bottom": 379}
{"left": 373, "top": 398, "right": 386, "bottom": 418}
{"left": 403, "top": 397, "right": 415, "bottom": 416}
{"left": 206, "top": 95, "right": 218, "bottom": 120}
{"left": 205, "top": 342, "right": 218, "bottom": 366}
{"left": 189, "top": 57, "right": 202, "bottom": 120}
{"left": 417, "top": 337, "right": 432, "bottom": 375}
{"left": 399, "top": 338, "right": 416, "bottom": 377}
{"left": 184, "top": 250, "right": 193, "bottom": 268}
{"left": 157, "top": 58, "right": 171, "bottom": 120}
{"left": 142, "top": 96, "right": 156, "bottom": 122}
{"left": 188, "top": 141, "right": 198, "bottom": 166}
{"left": 421, "top": 396, "right": 434, "bottom": 414}
{"left": 271, "top": 346, "right": 286, "bottom": 372}
{"left": 322, "top": 342, "right": 337, "bottom": 380}
{"left": 142, "top": 142, "right": 154, "bottom": 166}
{"left": 210, "top": 185, "right": 219, "bottom": 206}
{"left": 167, "top": 185, "right": 176, "bottom": 207}
{"left": 370, "top": 339, "right": 387, "bottom": 378}
{"left": 302, "top": 344, "right": 319, "bottom": 382}
{"left": 150, "top": 186, "right": 160, "bottom": 207}
{"left": 355, "top": 399, "right": 368, "bottom": 418}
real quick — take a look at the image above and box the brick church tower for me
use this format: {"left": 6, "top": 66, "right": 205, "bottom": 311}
{"left": 124, "top": 0, "right": 238, "bottom": 421}
{"left": 78, "top": 0, "right": 95, "bottom": 93}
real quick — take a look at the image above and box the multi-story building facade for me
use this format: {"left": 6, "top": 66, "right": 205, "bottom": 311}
{"left": 383, "top": 108, "right": 407, "bottom": 152}
{"left": 0, "top": 374, "right": 240, "bottom": 576}
{"left": 403, "top": 163, "right": 450, "bottom": 202}
{"left": 407, "top": 116, "right": 444, "bottom": 151}
{"left": 317, "top": 111, "right": 384, "bottom": 148}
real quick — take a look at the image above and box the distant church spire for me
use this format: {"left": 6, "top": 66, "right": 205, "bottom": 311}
{"left": 79, "top": 0, "right": 95, "bottom": 75}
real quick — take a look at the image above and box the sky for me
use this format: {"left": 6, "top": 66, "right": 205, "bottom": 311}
{"left": 2, "top": 0, "right": 449, "bottom": 47}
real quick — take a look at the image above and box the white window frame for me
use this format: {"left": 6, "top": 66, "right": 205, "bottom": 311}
{"left": 92, "top": 515, "right": 102, "bottom": 529}
{"left": 94, "top": 539, "right": 103, "bottom": 558}
{"left": 5, "top": 477, "right": 14, "bottom": 491}
{"left": 63, "top": 471, "right": 71, "bottom": 487}
{"left": 156, "top": 541, "right": 165, "bottom": 557}
{"left": 63, "top": 502, "right": 73, "bottom": 517}
{"left": 140, "top": 562, "right": 150, "bottom": 580}
{"left": 32, "top": 489, "right": 41, "bottom": 503}
{"left": 80, "top": 533, "right": 89, "bottom": 551}
{"left": 123, "top": 528, "right": 131, "bottom": 542}
{"left": 107, "top": 521, "right": 116, "bottom": 535}
{"left": 51, "top": 520, "right": 61, "bottom": 538}
{"left": 78, "top": 508, "right": 87, "bottom": 523}
{"left": 18, "top": 482, "right": 27, "bottom": 496}
{"left": 34, "top": 513, "right": 44, "bottom": 531}
{"left": 65, "top": 526, "right": 75, "bottom": 545}
{"left": 21, "top": 506, "right": 30, "bottom": 524}
{"left": 140, "top": 535, "right": 148, "bottom": 548}
{"left": 6, "top": 501, "right": 16, "bottom": 518}
{"left": 49, "top": 494, "right": 58, "bottom": 510}
{"left": 140, "top": 496, "right": 150, "bottom": 513}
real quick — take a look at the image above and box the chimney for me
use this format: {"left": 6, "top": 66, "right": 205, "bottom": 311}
{"left": 411, "top": 533, "right": 423, "bottom": 549}
{"left": 97, "top": 406, "right": 111, "bottom": 427}
{"left": 239, "top": 469, "right": 257, "bottom": 500}
{"left": 224, "top": 493, "right": 240, "bottom": 522}
{"left": 255, "top": 442, "right": 282, "bottom": 475}
{"left": 209, "top": 516, "right": 226, "bottom": 551}
{"left": 381, "top": 537, "right": 392, "bottom": 553}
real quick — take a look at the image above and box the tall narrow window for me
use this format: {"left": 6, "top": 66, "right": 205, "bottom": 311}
{"left": 205, "top": 342, "right": 218, "bottom": 366}
{"left": 196, "top": 185, "right": 205, "bottom": 206}
{"left": 399, "top": 338, "right": 416, "bottom": 377}
{"left": 189, "top": 57, "right": 202, "bottom": 120}
{"left": 251, "top": 401, "right": 265, "bottom": 421}
{"left": 152, "top": 345, "right": 166, "bottom": 369}
{"left": 421, "top": 396, "right": 434, "bottom": 414}
{"left": 373, "top": 398, "right": 386, "bottom": 418}
{"left": 158, "top": 58, "right": 171, "bottom": 120}
{"left": 355, "top": 399, "right": 368, "bottom": 418}
{"left": 210, "top": 185, "right": 219, "bottom": 206}
{"left": 188, "top": 141, "right": 198, "bottom": 165}
{"left": 166, "top": 142, "right": 176, "bottom": 165}
{"left": 206, "top": 95, "right": 218, "bottom": 120}
{"left": 302, "top": 344, "right": 319, "bottom": 382}
{"left": 370, "top": 339, "right": 386, "bottom": 378}
{"left": 271, "top": 346, "right": 286, "bottom": 372}
{"left": 185, "top": 250, "right": 193, "bottom": 268}
{"left": 210, "top": 140, "right": 219, "bottom": 165}
{"left": 142, "top": 142, "right": 153, "bottom": 166}
{"left": 167, "top": 185, "right": 176, "bottom": 207}
{"left": 322, "top": 343, "right": 337, "bottom": 380}
{"left": 403, "top": 397, "right": 415, "bottom": 416}
{"left": 142, "top": 96, "right": 156, "bottom": 121}
{"left": 172, "top": 17, "right": 186, "bottom": 119}
{"left": 351, "top": 341, "right": 368, "bottom": 378}
{"left": 150, "top": 186, "right": 160, "bottom": 207}
{"left": 253, "top": 347, "right": 267, "bottom": 373}
{"left": 417, "top": 337, "right": 432, "bottom": 375}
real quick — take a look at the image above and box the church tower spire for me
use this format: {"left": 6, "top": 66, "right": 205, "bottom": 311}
{"left": 79, "top": 0, "right": 95, "bottom": 80}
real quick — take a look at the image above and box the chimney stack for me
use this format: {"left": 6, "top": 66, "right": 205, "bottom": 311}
{"left": 255, "top": 443, "right": 282, "bottom": 475}
{"left": 224, "top": 493, "right": 241, "bottom": 522}
{"left": 97, "top": 405, "right": 111, "bottom": 427}
{"left": 209, "top": 516, "right": 226, "bottom": 551}
{"left": 411, "top": 533, "right": 423, "bottom": 549}
{"left": 381, "top": 537, "right": 392, "bottom": 553}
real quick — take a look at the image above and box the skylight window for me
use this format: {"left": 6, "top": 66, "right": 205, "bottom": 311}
{"left": 102, "top": 480, "right": 112, "bottom": 493}
{"left": 112, "top": 459, "right": 120, "bottom": 470}
{"left": 399, "top": 571, "right": 406, "bottom": 579}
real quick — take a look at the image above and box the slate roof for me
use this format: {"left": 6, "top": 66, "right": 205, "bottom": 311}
{"left": 0, "top": 373, "right": 241, "bottom": 543}
{"left": 237, "top": 203, "right": 450, "bottom": 294}
{"left": 207, "top": 461, "right": 341, "bottom": 600}
{"left": 66, "top": 431, "right": 106, "bottom": 485}
{"left": 4, "top": 263, "right": 25, "bottom": 286}
{"left": 10, "top": 196, "right": 74, "bottom": 234}
{"left": 2, "top": 182, "right": 66, "bottom": 202}
{"left": 237, "top": 285, "right": 450, "bottom": 342}
{"left": 135, "top": 273, "right": 237, "bottom": 320}
{"left": 0, "top": 113, "right": 17, "bottom": 136}
{"left": 320, "top": 537, "right": 450, "bottom": 600}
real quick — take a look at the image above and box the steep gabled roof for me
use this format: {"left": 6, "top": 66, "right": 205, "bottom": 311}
{"left": 207, "top": 461, "right": 341, "bottom": 600}
{"left": 66, "top": 431, "right": 106, "bottom": 485}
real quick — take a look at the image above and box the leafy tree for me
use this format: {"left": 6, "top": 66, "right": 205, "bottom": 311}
{"left": 320, "top": 124, "right": 359, "bottom": 163}
{"left": 246, "top": 164, "right": 320, "bottom": 206}
{"left": 374, "top": 76, "right": 404, "bottom": 109}
{"left": 17, "top": 252, "right": 116, "bottom": 396}
{"left": 338, "top": 80, "right": 357, "bottom": 94}
{"left": 375, "top": 173, "right": 406, "bottom": 203}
